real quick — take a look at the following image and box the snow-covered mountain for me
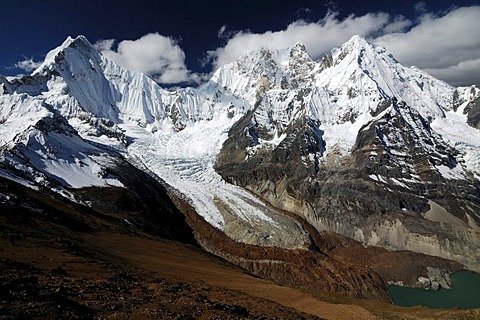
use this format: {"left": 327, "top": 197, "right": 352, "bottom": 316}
{"left": 216, "top": 35, "right": 480, "bottom": 270}
{"left": 1, "top": 35, "right": 480, "bottom": 270}
{"left": 0, "top": 35, "right": 309, "bottom": 250}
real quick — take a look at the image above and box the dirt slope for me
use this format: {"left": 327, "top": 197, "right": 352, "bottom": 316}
{"left": 1, "top": 176, "right": 479, "bottom": 319}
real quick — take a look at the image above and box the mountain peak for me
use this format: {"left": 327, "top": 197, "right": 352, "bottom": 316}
{"left": 288, "top": 41, "right": 312, "bottom": 61}
{"left": 33, "top": 35, "right": 97, "bottom": 75}
{"left": 324, "top": 35, "right": 385, "bottom": 72}
{"left": 322, "top": 35, "right": 380, "bottom": 71}
{"left": 347, "top": 34, "right": 369, "bottom": 44}
{"left": 63, "top": 35, "right": 93, "bottom": 51}
{"left": 59, "top": 35, "right": 91, "bottom": 48}
{"left": 340, "top": 35, "right": 374, "bottom": 53}
{"left": 290, "top": 41, "right": 307, "bottom": 52}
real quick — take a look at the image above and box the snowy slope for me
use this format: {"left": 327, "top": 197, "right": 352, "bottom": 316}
{"left": 308, "top": 36, "right": 454, "bottom": 157}
{"left": 33, "top": 36, "right": 255, "bottom": 133}
{"left": 2, "top": 128, "right": 123, "bottom": 188}
{"left": 0, "top": 107, "right": 124, "bottom": 189}
{"left": 431, "top": 86, "right": 480, "bottom": 179}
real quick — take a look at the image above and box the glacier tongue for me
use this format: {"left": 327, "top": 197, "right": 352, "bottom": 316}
{"left": 127, "top": 117, "right": 235, "bottom": 228}
{"left": 126, "top": 116, "right": 309, "bottom": 248}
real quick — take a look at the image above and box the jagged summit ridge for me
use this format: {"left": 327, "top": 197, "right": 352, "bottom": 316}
{"left": 15, "top": 34, "right": 467, "bottom": 137}
{"left": 207, "top": 34, "right": 466, "bottom": 160}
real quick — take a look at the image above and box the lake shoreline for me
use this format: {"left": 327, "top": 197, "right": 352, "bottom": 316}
{"left": 388, "top": 270, "right": 480, "bottom": 310}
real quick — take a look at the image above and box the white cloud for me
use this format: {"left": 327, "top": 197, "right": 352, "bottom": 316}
{"left": 93, "top": 39, "right": 115, "bottom": 52}
{"left": 16, "top": 6, "right": 479, "bottom": 88}
{"left": 207, "top": 6, "right": 480, "bottom": 87}
{"left": 414, "top": 2, "right": 427, "bottom": 14}
{"left": 217, "top": 25, "right": 227, "bottom": 38}
{"left": 424, "top": 58, "right": 480, "bottom": 87}
{"left": 382, "top": 15, "right": 412, "bottom": 34}
{"left": 15, "top": 58, "right": 42, "bottom": 72}
{"left": 374, "top": 6, "right": 480, "bottom": 86}
{"left": 94, "top": 33, "right": 203, "bottom": 85}
{"left": 207, "top": 11, "right": 409, "bottom": 70}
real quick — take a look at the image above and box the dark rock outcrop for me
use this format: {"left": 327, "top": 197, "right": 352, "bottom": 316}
{"left": 466, "top": 95, "right": 480, "bottom": 129}
{"left": 215, "top": 97, "right": 480, "bottom": 271}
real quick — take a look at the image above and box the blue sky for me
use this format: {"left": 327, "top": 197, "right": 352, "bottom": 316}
{"left": 1, "top": 0, "right": 479, "bottom": 86}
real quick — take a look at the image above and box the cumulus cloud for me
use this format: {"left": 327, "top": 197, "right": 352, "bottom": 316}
{"left": 207, "top": 6, "right": 480, "bottom": 87}
{"left": 16, "top": 6, "right": 479, "bottom": 88}
{"left": 15, "top": 57, "right": 42, "bottom": 72}
{"left": 382, "top": 15, "right": 412, "bottom": 34}
{"left": 94, "top": 33, "right": 203, "bottom": 85}
{"left": 93, "top": 39, "right": 115, "bottom": 52}
{"left": 374, "top": 6, "right": 480, "bottom": 86}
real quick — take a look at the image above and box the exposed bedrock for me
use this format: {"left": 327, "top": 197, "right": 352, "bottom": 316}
{"left": 241, "top": 176, "right": 480, "bottom": 272}
{"left": 215, "top": 101, "right": 480, "bottom": 272}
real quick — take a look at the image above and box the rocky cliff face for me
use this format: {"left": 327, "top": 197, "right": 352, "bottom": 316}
{"left": 215, "top": 36, "right": 480, "bottom": 271}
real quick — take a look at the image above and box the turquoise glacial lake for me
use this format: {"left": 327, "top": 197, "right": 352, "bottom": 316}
{"left": 388, "top": 270, "right": 480, "bottom": 309}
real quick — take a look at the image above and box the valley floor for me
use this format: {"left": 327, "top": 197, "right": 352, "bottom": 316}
{"left": 1, "top": 215, "right": 479, "bottom": 319}
{"left": 1, "top": 177, "right": 479, "bottom": 319}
